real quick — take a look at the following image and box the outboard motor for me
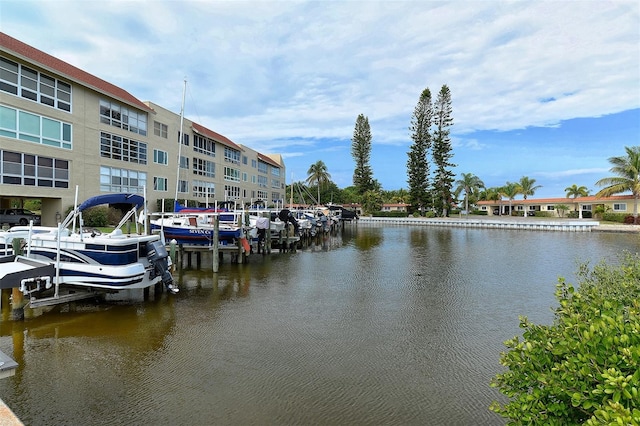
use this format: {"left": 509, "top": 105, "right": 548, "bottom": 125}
{"left": 278, "top": 209, "right": 299, "bottom": 235}
{"left": 147, "top": 240, "right": 178, "bottom": 294}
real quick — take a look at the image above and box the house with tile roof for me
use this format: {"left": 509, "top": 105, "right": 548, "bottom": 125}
{"left": 0, "top": 33, "right": 286, "bottom": 226}
{"left": 477, "top": 194, "right": 638, "bottom": 218}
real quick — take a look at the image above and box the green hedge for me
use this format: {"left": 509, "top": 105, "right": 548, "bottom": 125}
{"left": 490, "top": 253, "right": 640, "bottom": 424}
{"left": 601, "top": 212, "right": 628, "bottom": 223}
{"left": 533, "top": 211, "right": 554, "bottom": 218}
{"left": 371, "top": 211, "right": 409, "bottom": 218}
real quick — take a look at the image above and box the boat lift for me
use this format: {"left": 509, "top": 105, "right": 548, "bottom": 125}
{"left": 0, "top": 255, "right": 103, "bottom": 308}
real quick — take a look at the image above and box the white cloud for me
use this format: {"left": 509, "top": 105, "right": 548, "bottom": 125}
{"left": 537, "top": 168, "right": 611, "bottom": 179}
{"left": 2, "top": 0, "right": 638, "bottom": 195}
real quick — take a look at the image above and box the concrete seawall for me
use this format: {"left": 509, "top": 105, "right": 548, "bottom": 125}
{"left": 355, "top": 216, "right": 638, "bottom": 233}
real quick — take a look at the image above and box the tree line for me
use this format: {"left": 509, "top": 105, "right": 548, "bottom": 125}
{"left": 295, "top": 85, "right": 639, "bottom": 218}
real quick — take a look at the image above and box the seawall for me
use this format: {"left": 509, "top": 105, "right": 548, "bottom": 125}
{"left": 355, "top": 216, "right": 618, "bottom": 232}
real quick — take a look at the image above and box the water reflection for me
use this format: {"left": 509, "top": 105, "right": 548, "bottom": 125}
{"left": 0, "top": 224, "right": 637, "bottom": 425}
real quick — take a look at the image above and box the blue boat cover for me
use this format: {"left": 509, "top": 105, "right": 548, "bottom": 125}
{"left": 78, "top": 194, "right": 144, "bottom": 212}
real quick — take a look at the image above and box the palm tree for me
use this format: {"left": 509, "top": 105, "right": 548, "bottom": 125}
{"left": 565, "top": 184, "right": 590, "bottom": 199}
{"left": 565, "top": 184, "right": 590, "bottom": 218}
{"left": 595, "top": 146, "right": 640, "bottom": 220}
{"left": 516, "top": 176, "right": 542, "bottom": 217}
{"left": 480, "top": 187, "right": 503, "bottom": 215}
{"left": 390, "top": 188, "right": 408, "bottom": 204}
{"left": 454, "top": 173, "right": 485, "bottom": 216}
{"left": 500, "top": 182, "right": 519, "bottom": 216}
{"left": 306, "top": 160, "right": 331, "bottom": 205}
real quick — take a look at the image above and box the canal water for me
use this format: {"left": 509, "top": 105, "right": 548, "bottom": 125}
{"left": 0, "top": 224, "right": 637, "bottom": 425}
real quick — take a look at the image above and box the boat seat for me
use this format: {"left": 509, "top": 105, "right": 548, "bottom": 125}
{"left": 109, "top": 229, "right": 125, "bottom": 238}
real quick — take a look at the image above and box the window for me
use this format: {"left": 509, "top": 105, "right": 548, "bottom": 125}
{"left": 257, "top": 175, "right": 268, "bottom": 188}
{"left": 613, "top": 203, "right": 627, "bottom": 212}
{"left": 179, "top": 156, "right": 189, "bottom": 169}
{"left": 154, "top": 176, "right": 168, "bottom": 191}
{"left": 224, "top": 146, "right": 240, "bottom": 164}
{"left": 242, "top": 172, "right": 248, "bottom": 182}
{"left": 0, "top": 56, "right": 72, "bottom": 111}
{"left": 153, "top": 121, "right": 168, "bottom": 138}
{"left": 0, "top": 105, "right": 72, "bottom": 149}
{"left": 192, "top": 180, "right": 215, "bottom": 198}
{"left": 0, "top": 151, "right": 69, "bottom": 187}
{"left": 242, "top": 155, "right": 248, "bottom": 165}
{"left": 224, "top": 166, "right": 240, "bottom": 182}
{"left": 257, "top": 190, "right": 268, "bottom": 199}
{"left": 546, "top": 205, "right": 555, "bottom": 210}
{"left": 154, "top": 149, "right": 168, "bottom": 165}
{"left": 193, "top": 158, "right": 215, "bottom": 177}
{"left": 177, "top": 180, "right": 189, "bottom": 194}
{"left": 257, "top": 161, "right": 268, "bottom": 174}
{"left": 99, "top": 100, "right": 147, "bottom": 136}
{"left": 178, "top": 131, "right": 189, "bottom": 146}
{"left": 251, "top": 159, "right": 257, "bottom": 168}
{"left": 193, "top": 134, "right": 215, "bottom": 156}
{"left": 582, "top": 205, "right": 592, "bottom": 211}
{"left": 271, "top": 166, "right": 280, "bottom": 177}
{"left": 271, "top": 178, "right": 281, "bottom": 189}
{"left": 100, "top": 166, "right": 147, "bottom": 193}
{"left": 224, "top": 185, "right": 240, "bottom": 199}
{"left": 100, "top": 132, "right": 147, "bottom": 164}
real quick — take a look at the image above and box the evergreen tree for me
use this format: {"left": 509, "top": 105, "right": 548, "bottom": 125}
{"left": 407, "top": 88, "right": 433, "bottom": 214}
{"left": 351, "top": 114, "right": 374, "bottom": 195}
{"left": 432, "top": 85, "right": 456, "bottom": 216}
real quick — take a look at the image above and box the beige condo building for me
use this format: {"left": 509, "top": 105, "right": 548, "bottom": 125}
{"left": 0, "top": 32, "right": 286, "bottom": 226}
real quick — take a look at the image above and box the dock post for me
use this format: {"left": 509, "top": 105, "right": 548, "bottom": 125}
{"left": 212, "top": 216, "right": 220, "bottom": 272}
{"left": 169, "top": 239, "right": 177, "bottom": 271}
{"left": 278, "top": 230, "right": 284, "bottom": 252}
{"left": 11, "top": 238, "right": 25, "bottom": 320}
{"left": 265, "top": 213, "right": 272, "bottom": 254}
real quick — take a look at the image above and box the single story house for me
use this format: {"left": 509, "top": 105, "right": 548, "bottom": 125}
{"left": 381, "top": 203, "right": 410, "bottom": 213}
{"left": 476, "top": 194, "right": 638, "bottom": 218}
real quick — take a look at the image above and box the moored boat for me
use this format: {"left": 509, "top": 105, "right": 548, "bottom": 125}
{"left": 11, "top": 193, "right": 178, "bottom": 298}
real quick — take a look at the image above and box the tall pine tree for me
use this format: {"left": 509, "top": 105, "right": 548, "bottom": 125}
{"left": 407, "top": 88, "right": 433, "bottom": 214}
{"left": 351, "top": 114, "right": 374, "bottom": 195}
{"left": 432, "top": 85, "right": 456, "bottom": 217}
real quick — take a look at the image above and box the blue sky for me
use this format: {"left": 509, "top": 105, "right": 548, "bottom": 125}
{"left": 2, "top": 0, "right": 638, "bottom": 198}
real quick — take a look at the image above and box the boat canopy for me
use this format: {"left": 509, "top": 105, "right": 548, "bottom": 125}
{"left": 78, "top": 194, "right": 144, "bottom": 212}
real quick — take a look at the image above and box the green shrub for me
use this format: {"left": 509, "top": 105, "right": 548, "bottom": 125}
{"left": 601, "top": 212, "right": 628, "bottom": 223}
{"left": 534, "top": 211, "right": 554, "bottom": 218}
{"left": 490, "top": 253, "right": 640, "bottom": 425}
{"left": 24, "top": 199, "right": 41, "bottom": 212}
{"left": 82, "top": 206, "right": 109, "bottom": 227}
{"left": 371, "top": 211, "right": 409, "bottom": 218}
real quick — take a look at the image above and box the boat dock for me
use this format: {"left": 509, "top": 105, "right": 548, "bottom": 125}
{"left": 172, "top": 217, "right": 348, "bottom": 271}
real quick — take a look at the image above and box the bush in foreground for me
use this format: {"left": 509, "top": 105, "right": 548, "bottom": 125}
{"left": 490, "top": 253, "right": 640, "bottom": 425}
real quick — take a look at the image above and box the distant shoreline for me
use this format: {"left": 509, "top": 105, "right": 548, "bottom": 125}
{"left": 355, "top": 216, "right": 640, "bottom": 233}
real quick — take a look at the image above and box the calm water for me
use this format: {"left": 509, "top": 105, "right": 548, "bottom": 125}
{"left": 0, "top": 224, "right": 637, "bottom": 425}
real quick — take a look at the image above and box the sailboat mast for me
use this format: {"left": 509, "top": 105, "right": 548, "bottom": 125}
{"left": 174, "top": 79, "right": 187, "bottom": 208}
{"left": 289, "top": 173, "right": 293, "bottom": 207}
